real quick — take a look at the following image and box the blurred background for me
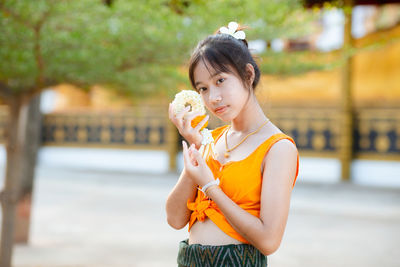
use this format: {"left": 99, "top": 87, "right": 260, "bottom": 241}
{"left": 0, "top": 0, "right": 399, "bottom": 266}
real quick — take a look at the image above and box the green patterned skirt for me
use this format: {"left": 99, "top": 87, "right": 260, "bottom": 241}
{"left": 177, "top": 239, "right": 268, "bottom": 267}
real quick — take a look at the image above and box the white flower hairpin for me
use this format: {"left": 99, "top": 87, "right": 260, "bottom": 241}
{"left": 219, "top": 21, "right": 246, "bottom": 40}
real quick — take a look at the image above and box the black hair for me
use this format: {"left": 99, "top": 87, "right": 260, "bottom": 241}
{"left": 188, "top": 33, "right": 261, "bottom": 91}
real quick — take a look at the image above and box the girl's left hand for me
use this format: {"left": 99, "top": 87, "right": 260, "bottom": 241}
{"left": 182, "top": 141, "right": 215, "bottom": 187}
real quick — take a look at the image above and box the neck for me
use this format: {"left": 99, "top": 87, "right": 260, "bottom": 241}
{"left": 230, "top": 94, "right": 267, "bottom": 134}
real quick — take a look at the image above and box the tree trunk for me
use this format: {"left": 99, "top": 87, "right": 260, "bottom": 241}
{"left": 0, "top": 94, "right": 31, "bottom": 267}
{"left": 14, "top": 94, "right": 41, "bottom": 243}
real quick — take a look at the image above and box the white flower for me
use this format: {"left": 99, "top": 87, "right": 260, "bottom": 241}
{"left": 171, "top": 90, "right": 214, "bottom": 146}
{"left": 200, "top": 128, "right": 214, "bottom": 145}
{"left": 219, "top": 21, "right": 246, "bottom": 40}
{"left": 171, "top": 90, "right": 205, "bottom": 115}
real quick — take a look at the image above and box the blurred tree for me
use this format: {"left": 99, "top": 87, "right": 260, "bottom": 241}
{"left": 103, "top": 0, "right": 113, "bottom": 7}
{"left": 0, "top": 0, "right": 314, "bottom": 266}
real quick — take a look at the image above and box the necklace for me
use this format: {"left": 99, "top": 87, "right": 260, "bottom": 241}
{"left": 224, "top": 119, "right": 270, "bottom": 158}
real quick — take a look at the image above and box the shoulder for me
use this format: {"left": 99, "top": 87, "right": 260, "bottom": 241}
{"left": 262, "top": 135, "right": 298, "bottom": 171}
{"left": 271, "top": 137, "right": 297, "bottom": 153}
{"left": 261, "top": 137, "right": 299, "bottom": 187}
{"left": 266, "top": 137, "right": 298, "bottom": 161}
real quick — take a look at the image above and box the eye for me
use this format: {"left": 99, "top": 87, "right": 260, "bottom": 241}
{"left": 216, "top": 78, "right": 225, "bottom": 85}
{"left": 198, "top": 87, "right": 207, "bottom": 92}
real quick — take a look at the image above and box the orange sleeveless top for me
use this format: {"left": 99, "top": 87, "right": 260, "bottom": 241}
{"left": 187, "top": 125, "right": 299, "bottom": 244}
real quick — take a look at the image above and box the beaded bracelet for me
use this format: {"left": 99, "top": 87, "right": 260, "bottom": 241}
{"left": 199, "top": 178, "right": 220, "bottom": 194}
{"left": 204, "top": 184, "right": 220, "bottom": 196}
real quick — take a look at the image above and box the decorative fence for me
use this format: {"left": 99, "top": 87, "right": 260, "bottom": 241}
{"left": 0, "top": 106, "right": 399, "bottom": 169}
{"left": 354, "top": 109, "right": 400, "bottom": 160}
{"left": 268, "top": 108, "right": 400, "bottom": 160}
{"left": 41, "top": 111, "right": 169, "bottom": 149}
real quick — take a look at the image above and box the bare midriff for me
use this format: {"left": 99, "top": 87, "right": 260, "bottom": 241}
{"left": 188, "top": 218, "right": 244, "bottom": 245}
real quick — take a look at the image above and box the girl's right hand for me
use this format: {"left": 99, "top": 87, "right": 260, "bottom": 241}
{"left": 169, "top": 103, "right": 209, "bottom": 149}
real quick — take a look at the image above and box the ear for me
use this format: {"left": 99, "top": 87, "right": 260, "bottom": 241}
{"left": 246, "top": 63, "right": 255, "bottom": 88}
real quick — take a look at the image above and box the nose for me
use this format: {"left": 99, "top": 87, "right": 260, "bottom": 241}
{"left": 208, "top": 87, "right": 222, "bottom": 104}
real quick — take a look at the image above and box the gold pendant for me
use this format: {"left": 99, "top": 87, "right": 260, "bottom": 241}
{"left": 224, "top": 152, "right": 230, "bottom": 158}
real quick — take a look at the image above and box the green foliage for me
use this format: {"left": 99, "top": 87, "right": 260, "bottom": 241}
{"left": 0, "top": 0, "right": 318, "bottom": 97}
{"left": 259, "top": 51, "right": 342, "bottom": 76}
{"left": 180, "top": 0, "right": 318, "bottom": 40}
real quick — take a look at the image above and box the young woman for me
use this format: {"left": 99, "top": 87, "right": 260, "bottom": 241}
{"left": 166, "top": 22, "right": 299, "bottom": 267}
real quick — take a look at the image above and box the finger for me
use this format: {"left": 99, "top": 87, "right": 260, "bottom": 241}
{"left": 184, "top": 111, "right": 203, "bottom": 122}
{"left": 188, "top": 143, "right": 199, "bottom": 166}
{"left": 182, "top": 141, "right": 191, "bottom": 167}
{"left": 169, "top": 103, "right": 181, "bottom": 127}
{"left": 175, "top": 106, "right": 190, "bottom": 121}
{"left": 193, "top": 115, "right": 209, "bottom": 132}
{"left": 168, "top": 103, "right": 173, "bottom": 120}
{"left": 188, "top": 143, "right": 195, "bottom": 158}
{"left": 188, "top": 148, "right": 198, "bottom": 166}
{"left": 174, "top": 106, "right": 190, "bottom": 129}
{"left": 184, "top": 142, "right": 198, "bottom": 167}
{"left": 189, "top": 145, "right": 204, "bottom": 166}
{"left": 182, "top": 111, "right": 202, "bottom": 130}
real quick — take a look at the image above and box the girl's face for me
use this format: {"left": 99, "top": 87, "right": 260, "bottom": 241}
{"left": 193, "top": 60, "right": 250, "bottom": 122}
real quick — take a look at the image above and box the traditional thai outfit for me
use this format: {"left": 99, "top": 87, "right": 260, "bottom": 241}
{"left": 178, "top": 126, "right": 299, "bottom": 267}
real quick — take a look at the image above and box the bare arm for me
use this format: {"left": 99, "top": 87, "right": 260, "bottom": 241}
{"left": 165, "top": 168, "right": 198, "bottom": 229}
{"left": 185, "top": 140, "right": 298, "bottom": 255}
{"left": 166, "top": 102, "right": 209, "bottom": 229}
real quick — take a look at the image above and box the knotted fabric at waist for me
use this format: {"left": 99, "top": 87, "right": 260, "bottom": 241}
{"left": 187, "top": 197, "right": 219, "bottom": 225}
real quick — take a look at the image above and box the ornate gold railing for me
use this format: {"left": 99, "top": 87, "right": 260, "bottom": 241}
{"left": 268, "top": 108, "right": 340, "bottom": 157}
{"left": 41, "top": 110, "right": 169, "bottom": 149}
{"left": 354, "top": 109, "right": 400, "bottom": 160}
{"left": 0, "top": 106, "right": 399, "bottom": 165}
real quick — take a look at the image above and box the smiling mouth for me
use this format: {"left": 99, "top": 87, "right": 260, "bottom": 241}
{"left": 214, "top": 106, "right": 227, "bottom": 114}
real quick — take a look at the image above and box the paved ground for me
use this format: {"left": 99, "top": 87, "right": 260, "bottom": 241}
{"left": 3, "top": 167, "right": 400, "bottom": 267}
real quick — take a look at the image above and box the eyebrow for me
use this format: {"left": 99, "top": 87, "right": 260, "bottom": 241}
{"left": 194, "top": 72, "right": 222, "bottom": 87}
